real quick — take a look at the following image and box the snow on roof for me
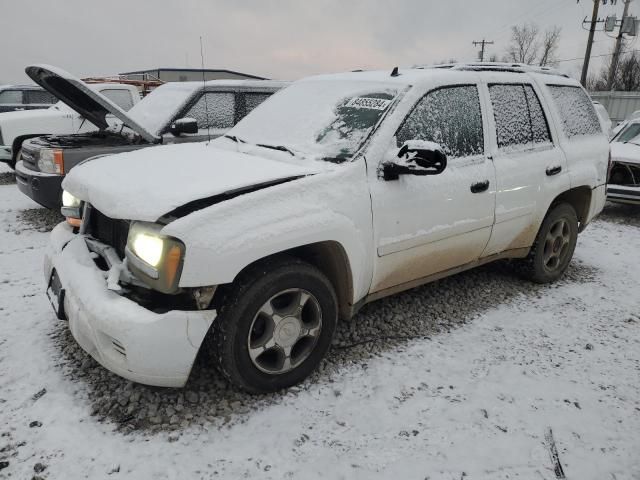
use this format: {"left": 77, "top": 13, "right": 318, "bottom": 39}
{"left": 299, "top": 64, "right": 576, "bottom": 88}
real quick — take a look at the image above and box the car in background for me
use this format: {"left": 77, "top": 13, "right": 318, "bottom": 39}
{"left": 48, "top": 63, "right": 608, "bottom": 392}
{"left": 608, "top": 116, "right": 640, "bottom": 205}
{"left": 0, "top": 84, "right": 57, "bottom": 113}
{"left": 0, "top": 69, "right": 140, "bottom": 169}
{"left": 15, "top": 64, "right": 286, "bottom": 209}
{"left": 593, "top": 101, "right": 612, "bottom": 138}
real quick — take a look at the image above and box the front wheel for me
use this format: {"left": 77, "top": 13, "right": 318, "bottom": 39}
{"left": 516, "top": 203, "right": 578, "bottom": 284}
{"left": 210, "top": 256, "right": 338, "bottom": 393}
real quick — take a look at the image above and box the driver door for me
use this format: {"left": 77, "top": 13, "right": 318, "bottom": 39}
{"left": 369, "top": 84, "right": 496, "bottom": 294}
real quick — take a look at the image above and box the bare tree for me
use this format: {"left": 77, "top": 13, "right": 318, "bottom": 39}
{"left": 538, "top": 26, "right": 562, "bottom": 67}
{"left": 505, "top": 23, "right": 562, "bottom": 66}
{"left": 506, "top": 23, "right": 539, "bottom": 64}
{"left": 587, "top": 49, "right": 640, "bottom": 91}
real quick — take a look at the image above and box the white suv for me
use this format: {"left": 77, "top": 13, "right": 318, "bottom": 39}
{"left": 47, "top": 64, "right": 609, "bottom": 392}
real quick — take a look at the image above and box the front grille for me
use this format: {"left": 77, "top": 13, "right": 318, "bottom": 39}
{"left": 20, "top": 143, "right": 38, "bottom": 170}
{"left": 86, "top": 207, "right": 130, "bottom": 258}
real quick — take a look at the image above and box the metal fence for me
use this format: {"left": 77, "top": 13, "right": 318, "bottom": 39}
{"left": 590, "top": 91, "right": 640, "bottom": 124}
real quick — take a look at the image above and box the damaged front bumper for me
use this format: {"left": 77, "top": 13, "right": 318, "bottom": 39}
{"left": 607, "top": 161, "right": 640, "bottom": 205}
{"left": 44, "top": 222, "right": 216, "bottom": 387}
{"left": 607, "top": 184, "right": 640, "bottom": 205}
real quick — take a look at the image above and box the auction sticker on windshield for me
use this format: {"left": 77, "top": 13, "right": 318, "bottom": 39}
{"left": 345, "top": 97, "right": 392, "bottom": 110}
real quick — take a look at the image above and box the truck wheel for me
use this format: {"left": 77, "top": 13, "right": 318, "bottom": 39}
{"left": 515, "top": 203, "right": 578, "bottom": 284}
{"left": 210, "top": 256, "right": 338, "bottom": 393}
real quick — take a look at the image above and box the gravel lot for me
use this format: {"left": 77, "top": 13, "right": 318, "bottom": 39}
{"left": 1, "top": 170, "right": 639, "bottom": 478}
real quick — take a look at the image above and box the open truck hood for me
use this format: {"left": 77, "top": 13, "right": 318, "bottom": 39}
{"left": 62, "top": 142, "right": 321, "bottom": 222}
{"left": 25, "top": 64, "right": 159, "bottom": 144}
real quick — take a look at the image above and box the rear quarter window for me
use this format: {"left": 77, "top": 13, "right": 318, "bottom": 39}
{"left": 548, "top": 85, "right": 602, "bottom": 138}
{"left": 100, "top": 88, "right": 136, "bottom": 111}
{"left": 0, "top": 90, "right": 23, "bottom": 104}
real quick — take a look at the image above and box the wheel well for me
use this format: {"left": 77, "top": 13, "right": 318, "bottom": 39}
{"left": 215, "top": 241, "right": 355, "bottom": 321}
{"left": 550, "top": 186, "right": 592, "bottom": 230}
{"left": 284, "top": 241, "right": 354, "bottom": 320}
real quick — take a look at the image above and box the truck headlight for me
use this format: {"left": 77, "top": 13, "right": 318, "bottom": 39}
{"left": 38, "top": 148, "right": 64, "bottom": 174}
{"left": 61, "top": 189, "right": 83, "bottom": 226}
{"left": 125, "top": 222, "right": 185, "bottom": 294}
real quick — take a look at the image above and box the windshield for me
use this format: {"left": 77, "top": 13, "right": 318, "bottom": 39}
{"left": 126, "top": 82, "right": 198, "bottom": 135}
{"left": 613, "top": 122, "right": 640, "bottom": 144}
{"left": 228, "top": 80, "right": 400, "bottom": 161}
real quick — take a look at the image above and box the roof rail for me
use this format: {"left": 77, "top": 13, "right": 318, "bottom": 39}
{"left": 415, "top": 62, "right": 569, "bottom": 78}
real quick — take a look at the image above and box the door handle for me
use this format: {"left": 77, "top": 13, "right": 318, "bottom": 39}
{"left": 546, "top": 166, "right": 562, "bottom": 176}
{"left": 470, "top": 180, "right": 490, "bottom": 193}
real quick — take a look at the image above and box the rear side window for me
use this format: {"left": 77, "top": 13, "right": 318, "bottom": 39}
{"left": 548, "top": 85, "right": 602, "bottom": 138}
{"left": 101, "top": 89, "right": 136, "bottom": 111}
{"left": 24, "top": 90, "right": 56, "bottom": 105}
{"left": 489, "top": 84, "right": 551, "bottom": 151}
{"left": 245, "top": 93, "right": 271, "bottom": 114}
{"left": 185, "top": 92, "right": 236, "bottom": 129}
{"left": 0, "top": 90, "right": 23, "bottom": 104}
{"left": 396, "top": 85, "right": 484, "bottom": 158}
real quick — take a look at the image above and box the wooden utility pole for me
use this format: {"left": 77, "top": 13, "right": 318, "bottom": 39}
{"left": 473, "top": 39, "right": 494, "bottom": 62}
{"left": 581, "top": 0, "right": 602, "bottom": 86}
{"left": 606, "top": 0, "right": 633, "bottom": 90}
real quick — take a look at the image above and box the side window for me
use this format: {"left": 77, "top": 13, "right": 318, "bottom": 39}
{"left": 0, "top": 90, "right": 23, "bottom": 104}
{"left": 396, "top": 85, "right": 484, "bottom": 158}
{"left": 489, "top": 84, "right": 552, "bottom": 151}
{"left": 100, "top": 89, "right": 135, "bottom": 111}
{"left": 524, "top": 86, "right": 552, "bottom": 145}
{"left": 244, "top": 93, "right": 272, "bottom": 116}
{"left": 24, "top": 90, "right": 56, "bottom": 105}
{"left": 548, "top": 85, "right": 602, "bottom": 138}
{"left": 185, "top": 92, "right": 235, "bottom": 129}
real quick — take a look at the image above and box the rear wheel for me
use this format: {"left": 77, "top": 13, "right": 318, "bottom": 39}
{"left": 515, "top": 203, "right": 578, "bottom": 284}
{"left": 210, "top": 256, "right": 338, "bottom": 393}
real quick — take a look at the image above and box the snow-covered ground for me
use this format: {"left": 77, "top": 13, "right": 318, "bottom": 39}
{"left": 1, "top": 162, "right": 639, "bottom": 479}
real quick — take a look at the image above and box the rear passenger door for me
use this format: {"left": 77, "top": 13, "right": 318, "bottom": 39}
{"left": 481, "top": 81, "right": 570, "bottom": 257}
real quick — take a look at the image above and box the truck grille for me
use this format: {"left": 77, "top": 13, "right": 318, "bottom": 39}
{"left": 86, "top": 208, "right": 130, "bottom": 258}
{"left": 20, "top": 142, "right": 38, "bottom": 170}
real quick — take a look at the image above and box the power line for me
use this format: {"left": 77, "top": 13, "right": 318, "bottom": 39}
{"left": 556, "top": 48, "right": 640, "bottom": 63}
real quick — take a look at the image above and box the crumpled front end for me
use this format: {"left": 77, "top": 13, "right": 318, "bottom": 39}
{"left": 607, "top": 161, "right": 640, "bottom": 205}
{"left": 44, "top": 222, "right": 216, "bottom": 387}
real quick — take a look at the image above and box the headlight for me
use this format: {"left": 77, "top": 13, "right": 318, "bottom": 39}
{"left": 125, "top": 222, "right": 185, "bottom": 294}
{"left": 60, "top": 189, "right": 83, "bottom": 226}
{"left": 37, "top": 148, "right": 64, "bottom": 174}
{"left": 62, "top": 190, "right": 81, "bottom": 208}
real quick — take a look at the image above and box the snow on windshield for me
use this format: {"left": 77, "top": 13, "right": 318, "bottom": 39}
{"left": 126, "top": 83, "right": 198, "bottom": 135}
{"left": 228, "top": 80, "right": 399, "bottom": 161}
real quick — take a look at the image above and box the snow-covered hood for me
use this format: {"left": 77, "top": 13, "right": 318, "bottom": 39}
{"left": 610, "top": 141, "right": 640, "bottom": 165}
{"left": 62, "top": 143, "right": 322, "bottom": 222}
{"left": 25, "top": 64, "right": 159, "bottom": 144}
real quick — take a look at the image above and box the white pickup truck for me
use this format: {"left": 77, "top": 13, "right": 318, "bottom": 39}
{"left": 0, "top": 81, "right": 140, "bottom": 168}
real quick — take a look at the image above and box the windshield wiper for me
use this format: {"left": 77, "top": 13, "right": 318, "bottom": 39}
{"left": 223, "top": 134, "right": 247, "bottom": 144}
{"left": 255, "top": 143, "right": 295, "bottom": 156}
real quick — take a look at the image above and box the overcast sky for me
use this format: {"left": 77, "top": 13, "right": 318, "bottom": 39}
{"left": 1, "top": 0, "right": 636, "bottom": 84}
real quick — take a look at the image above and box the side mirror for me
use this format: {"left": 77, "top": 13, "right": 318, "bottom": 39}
{"left": 170, "top": 117, "right": 199, "bottom": 136}
{"left": 380, "top": 141, "right": 447, "bottom": 181}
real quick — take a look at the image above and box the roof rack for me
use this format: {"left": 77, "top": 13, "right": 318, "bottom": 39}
{"left": 414, "top": 62, "right": 569, "bottom": 78}
{"left": 82, "top": 74, "right": 164, "bottom": 96}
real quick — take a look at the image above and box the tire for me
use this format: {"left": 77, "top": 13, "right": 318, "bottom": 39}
{"left": 515, "top": 203, "right": 578, "bottom": 284}
{"left": 210, "top": 256, "right": 338, "bottom": 393}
